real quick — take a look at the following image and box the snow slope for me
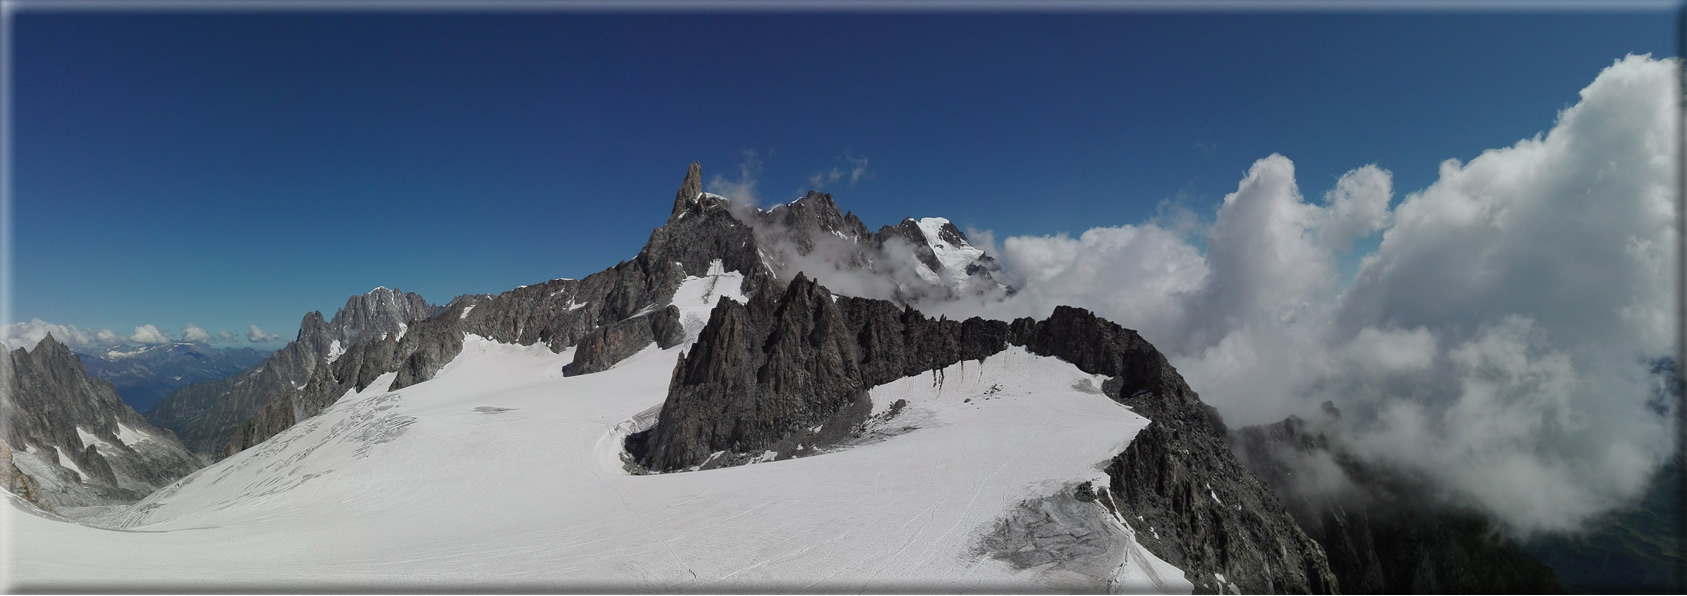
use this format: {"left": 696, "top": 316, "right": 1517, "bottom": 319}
{"left": 5, "top": 272, "right": 1183, "bottom": 593}
{"left": 912, "top": 217, "right": 985, "bottom": 285}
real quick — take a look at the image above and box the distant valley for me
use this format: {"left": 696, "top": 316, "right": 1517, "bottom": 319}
{"left": 74, "top": 343, "right": 269, "bottom": 413}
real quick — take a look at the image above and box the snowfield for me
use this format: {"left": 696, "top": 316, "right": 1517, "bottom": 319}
{"left": 5, "top": 273, "right": 1187, "bottom": 593}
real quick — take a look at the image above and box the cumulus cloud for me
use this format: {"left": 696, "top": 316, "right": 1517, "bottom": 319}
{"left": 937, "top": 54, "right": 1678, "bottom": 537}
{"left": 0, "top": 319, "right": 123, "bottom": 351}
{"left": 180, "top": 324, "right": 212, "bottom": 343}
{"left": 246, "top": 324, "right": 281, "bottom": 343}
{"left": 217, "top": 329, "right": 238, "bottom": 343}
{"left": 1318, "top": 165, "right": 1393, "bottom": 253}
{"left": 129, "top": 324, "right": 171, "bottom": 345}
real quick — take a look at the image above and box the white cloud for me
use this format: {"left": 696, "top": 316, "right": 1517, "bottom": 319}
{"left": 1, "top": 318, "right": 267, "bottom": 351}
{"left": 845, "top": 152, "right": 870, "bottom": 185}
{"left": 808, "top": 167, "right": 842, "bottom": 190}
{"left": 246, "top": 324, "right": 281, "bottom": 343}
{"left": 128, "top": 324, "right": 170, "bottom": 345}
{"left": 181, "top": 324, "right": 212, "bottom": 343}
{"left": 802, "top": 152, "right": 872, "bottom": 193}
{"left": 0, "top": 319, "right": 122, "bottom": 351}
{"left": 707, "top": 149, "right": 764, "bottom": 210}
{"left": 947, "top": 54, "right": 1678, "bottom": 537}
{"left": 985, "top": 224, "right": 1207, "bottom": 344}
{"left": 1318, "top": 165, "right": 1393, "bottom": 253}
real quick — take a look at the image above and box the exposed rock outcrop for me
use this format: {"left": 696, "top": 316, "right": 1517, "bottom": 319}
{"left": 565, "top": 305, "right": 686, "bottom": 377}
{"left": 1231, "top": 412, "right": 1562, "bottom": 594}
{"left": 643, "top": 274, "right": 1012, "bottom": 472}
{"left": 1, "top": 439, "right": 48, "bottom": 510}
{"left": 746, "top": 190, "right": 1009, "bottom": 303}
{"left": 1, "top": 335, "right": 203, "bottom": 508}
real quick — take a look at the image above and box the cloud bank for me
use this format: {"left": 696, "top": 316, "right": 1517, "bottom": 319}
{"left": 0, "top": 319, "right": 122, "bottom": 351}
{"left": 3, "top": 319, "right": 279, "bottom": 351}
{"left": 931, "top": 54, "right": 1679, "bottom": 537}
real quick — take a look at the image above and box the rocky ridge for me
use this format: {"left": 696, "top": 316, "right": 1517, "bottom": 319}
{"left": 221, "top": 162, "right": 1019, "bottom": 460}
{"left": 750, "top": 190, "right": 1011, "bottom": 304}
{"left": 222, "top": 163, "right": 780, "bottom": 457}
{"left": 1, "top": 335, "right": 203, "bottom": 509}
{"left": 640, "top": 277, "right": 1339, "bottom": 593}
{"left": 146, "top": 287, "right": 438, "bottom": 456}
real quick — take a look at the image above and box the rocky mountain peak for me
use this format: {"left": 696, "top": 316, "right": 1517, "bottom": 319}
{"left": 669, "top": 161, "right": 705, "bottom": 222}
{"left": 3, "top": 327, "right": 203, "bottom": 507}
{"left": 34, "top": 332, "right": 66, "bottom": 352}
{"left": 325, "top": 287, "right": 434, "bottom": 348}
{"left": 24, "top": 333, "right": 85, "bottom": 380}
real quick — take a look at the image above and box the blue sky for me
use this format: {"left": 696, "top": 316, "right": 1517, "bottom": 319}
{"left": 8, "top": 5, "right": 1678, "bottom": 350}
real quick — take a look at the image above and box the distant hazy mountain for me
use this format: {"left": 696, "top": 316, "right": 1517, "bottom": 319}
{"left": 74, "top": 343, "right": 268, "bottom": 412}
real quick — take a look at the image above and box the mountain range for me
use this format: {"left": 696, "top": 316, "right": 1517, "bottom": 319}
{"left": 3, "top": 162, "right": 1630, "bottom": 593}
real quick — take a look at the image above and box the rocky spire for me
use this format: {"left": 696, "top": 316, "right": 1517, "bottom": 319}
{"left": 670, "top": 161, "right": 703, "bottom": 221}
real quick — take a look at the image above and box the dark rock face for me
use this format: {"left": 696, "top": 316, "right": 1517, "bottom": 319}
{"left": 644, "top": 300, "right": 1336, "bottom": 593}
{"left": 671, "top": 161, "right": 703, "bottom": 220}
{"left": 746, "top": 191, "right": 1009, "bottom": 304}
{"left": 755, "top": 191, "right": 874, "bottom": 257}
{"left": 1231, "top": 414, "right": 1562, "bottom": 594}
{"left": 1, "top": 335, "right": 203, "bottom": 507}
{"left": 565, "top": 306, "right": 686, "bottom": 377}
{"left": 875, "top": 218, "right": 947, "bottom": 274}
{"left": 642, "top": 275, "right": 1013, "bottom": 472}
{"left": 1005, "top": 306, "right": 1330, "bottom": 595}
{"left": 75, "top": 343, "right": 268, "bottom": 412}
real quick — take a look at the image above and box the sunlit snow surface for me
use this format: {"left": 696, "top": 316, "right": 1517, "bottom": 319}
{"left": 6, "top": 272, "right": 1184, "bottom": 593}
{"left": 915, "top": 216, "right": 987, "bottom": 286}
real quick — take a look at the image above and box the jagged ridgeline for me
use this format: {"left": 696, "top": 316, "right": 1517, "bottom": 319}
{"left": 209, "top": 162, "right": 1008, "bottom": 460}
{"left": 143, "top": 162, "right": 1341, "bottom": 592}
{"left": 146, "top": 289, "right": 440, "bottom": 455}
{"left": 639, "top": 273, "right": 1339, "bottom": 593}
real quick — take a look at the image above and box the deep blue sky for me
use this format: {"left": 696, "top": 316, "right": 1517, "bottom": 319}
{"left": 10, "top": 7, "right": 1677, "bottom": 348}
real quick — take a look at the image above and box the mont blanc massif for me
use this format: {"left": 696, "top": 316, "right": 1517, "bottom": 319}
{"left": 5, "top": 163, "right": 1575, "bottom": 593}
